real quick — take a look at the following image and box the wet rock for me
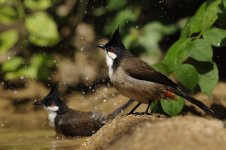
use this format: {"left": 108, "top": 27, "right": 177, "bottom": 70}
{"left": 81, "top": 115, "right": 226, "bottom": 150}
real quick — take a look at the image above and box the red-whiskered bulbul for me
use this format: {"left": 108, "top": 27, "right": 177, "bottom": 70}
{"left": 33, "top": 84, "right": 135, "bottom": 136}
{"left": 97, "top": 28, "right": 214, "bottom": 115}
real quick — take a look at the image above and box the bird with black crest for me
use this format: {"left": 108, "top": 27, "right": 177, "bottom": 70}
{"left": 97, "top": 27, "right": 214, "bottom": 115}
{"left": 33, "top": 84, "right": 134, "bottom": 137}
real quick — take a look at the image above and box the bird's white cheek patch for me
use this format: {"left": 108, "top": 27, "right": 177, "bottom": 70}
{"left": 107, "top": 52, "right": 117, "bottom": 59}
{"left": 46, "top": 106, "right": 59, "bottom": 112}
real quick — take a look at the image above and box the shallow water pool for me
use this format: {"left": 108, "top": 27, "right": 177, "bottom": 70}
{"left": 0, "top": 128, "right": 86, "bottom": 150}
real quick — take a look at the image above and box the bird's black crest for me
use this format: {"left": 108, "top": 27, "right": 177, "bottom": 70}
{"left": 105, "top": 27, "right": 125, "bottom": 49}
{"left": 47, "top": 84, "right": 59, "bottom": 97}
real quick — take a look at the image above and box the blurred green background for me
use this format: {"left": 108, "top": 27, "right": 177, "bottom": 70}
{"left": 0, "top": 0, "right": 226, "bottom": 114}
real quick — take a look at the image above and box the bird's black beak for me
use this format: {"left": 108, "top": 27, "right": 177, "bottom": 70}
{"left": 97, "top": 44, "right": 105, "bottom": 50}
{"left": 33, "top": 100, "right": 44, "bottom": 106}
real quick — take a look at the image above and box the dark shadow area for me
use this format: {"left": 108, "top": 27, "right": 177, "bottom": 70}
{"left": 181, "top": 105, "right": 202, "bottom": 116}
{"left": 210, "top": 103, "right": 226, "bottom": 120}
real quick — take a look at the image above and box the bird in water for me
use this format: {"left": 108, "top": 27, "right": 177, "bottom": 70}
{"left": 33, "top": 84, "right": 134, "bottom": 136}
{"left": 97, "top": 28, "right": 214, "bottom": 115}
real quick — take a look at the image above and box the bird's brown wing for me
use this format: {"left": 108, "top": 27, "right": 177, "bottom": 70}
{"left": 122, "top": 57, "right": 178, "bottom": 89}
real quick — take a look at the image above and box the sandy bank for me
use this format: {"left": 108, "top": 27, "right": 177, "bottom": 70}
{"left": 81, "top": 115, "right": 226, "bottom": 150}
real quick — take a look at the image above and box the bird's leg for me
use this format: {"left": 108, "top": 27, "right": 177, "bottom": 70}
{"left": 145, "top": 102, "right": 151, "bottom": 114}
{"left": 129, "top": 102, "right": 142, "bottom": 114}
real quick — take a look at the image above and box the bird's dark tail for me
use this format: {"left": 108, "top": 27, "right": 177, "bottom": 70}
{"left": 105, "top": 99, "right": 135, "bottom": 121}
{"left": 176, "top": 91, "right": 214, "bottom": 115}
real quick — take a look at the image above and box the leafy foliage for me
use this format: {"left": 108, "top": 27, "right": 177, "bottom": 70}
{"left": 152, "top": 0, "right": 225, "bottom": 115}
{"left": 0, "top": 0, "right": 59, "bottom": 81}
{"left": 2, "top": 54, "right": 55, "bottom": 80}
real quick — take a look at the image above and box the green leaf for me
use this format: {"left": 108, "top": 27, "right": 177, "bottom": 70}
{"left": 24, "top": 0, "right": 52, "bottom": 10}
{"left": 123, "top": 28, "right": 139, "bottom": 48}
{"left": 223, "top": 0, "right": 226, "bottom": 8}
{"left": 107, "top": 0, "right": 127, "bottom": 11}
{"left": 160, "top": 97, "right": 185, "bottom": 116}
{"left": 150, "top": 101, "right": 163, "bottom": 113}
{"left": 30, "top": 54, "right": 55, "bottom": 79}
{"left": 189, "top": 39, "right": 213, "bottom": 62}
{"left": 138, "top": 22, "right": 176, "bottom": 56}
{"left": 0, "top": 0, "right": 7, "bottom": 4}
{"left": 203, "top": 27, "right": 226, "bottom": 47}
{"left": 25, "top": 12, "right": 60, "bottom": 46}
{"left": 2, "top": 57, "right": 23, "bottom": 72}
{"left": 175, "top": 64, "right": 199, "bottom": 90}
{"left": 105, "top": 8, "right": 139, "bottom": 34}
{"left": 181, "top": 0, "right": 221, "bottom": 37}
{"left": 198, "top": 63, "right": 218, "bottom": 96}
{"left": 0, "top": 6, "right": 18, "bottom": 25}
{"left": 163, "top": 38, "right": 191, "bottom": 72}
{"left": 0, "top": 29, "right": 18, "bottom": 53}
{"left": 152, "top": 62, "right": 170, "bottom": 76}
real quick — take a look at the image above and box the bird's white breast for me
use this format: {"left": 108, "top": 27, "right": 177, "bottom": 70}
{"left": 105, "top": 52, "right": 115, "bottom": 77}
{"left": 45, "top": 106, "right": 59, "bottom": 128}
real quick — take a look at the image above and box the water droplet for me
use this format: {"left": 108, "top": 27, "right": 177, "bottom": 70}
{"left": 80, "top": 48, "right": 84, "bottom": 51}
{"left": 14, "top": 90, "right": 17, "bottom": 94}
{"left": 80, "top": 36, "right": 84, "bottom": 40}
{"left": 135, "top": 25, "right": 139, "bottom": 29}
{"left": 91, "top": 113, "right": 95, "bottom": 118}
{"left": 20, "top": 76, "right": 24, "bottom": 80}
{"left": 82, "top": 91, "right": 85, "bottom": 95}
{"left": 7, "top": 56, "right": 10, "bottom": 60}
{"left": 217, "top": 43, "right": 220, "bottom": 46}
{"left": 103, "top": 99, "right": 107, "bottom": 102}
